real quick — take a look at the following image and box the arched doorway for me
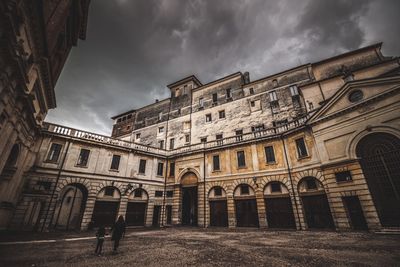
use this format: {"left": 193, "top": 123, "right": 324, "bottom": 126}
{"left": 299, "top": 177, "right": 334, "bottom": 229}
{"left": 54, "top": 183, "right": 88, "bottom": 230}
{"left": 91, "top": 186, "right": 121, "bottom": 227}
{"left": 264, "top": 182, "right": 296, "bottom": 229}
{"left": 209, "top": 186, "right": 228, "bottom": 227}
{"left": 180, "top": 172, "right": 198, "bottom": 226}
{"left": 234, "top": 184, "right": 259, "bottom": 227}
{"left": 126, "top": 188, "right": 148, "bottom": 226}
{"left": 356, "top": 132, "right": 400, "bottom": 227}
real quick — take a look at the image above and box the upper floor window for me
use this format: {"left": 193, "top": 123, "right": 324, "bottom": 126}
{"left": 139, "top": 159, "right": 146, "bottom": 174}
{"left": 77, "top": 148, "right": 90, "bottom": 167}
{"left": 289, "top": 85, "right": 299, "bottom": 96}
{"left": 199, "top": 97, "right": 204, "bottom": 108}
{"left": 335, "top": 171, "right": 353, "bottom": 183}
{"left": 237, "top": 151, "right": 246, "bottom": 167}
{"left": 135, "top": 133, "right": 141, "bottom": 140}
{"left": 158, "top": 112, "right": 163, "bottom": 121}
{"left": 155, "top": 191, "right": 163, "bottom": 197}
{"left": 159, "top": 140, "right": 164, "bottom": 149}
{"left": 295, "top": 137, "right": 308, "bottom": 158}
{"left": 212, "top": 93, "right": 218, "bottom": 103}
{"left": 169, "top": 162, "right": 175, "bottom": 177}
{"left": 166, "top": 190, "right": 174, "bottom": 197}
{"left": 264, "top": 146, "right": 276, "bottom": 163}
{"left": 47, "top": 143, "right": 62, "bottom": 162}
{"left": 235, "top": 129, "right": 243, "bottom": 141}
{"left": 226, "top": 88, "right": 232, "bottom": 99}
{"left": 183, "top": 85, "right": 188, "bottom": 94}
{"left": 250, "top": 101, "right": 255, "bottom": 107}
{"left": 219, "top": 110, "right": 225, "bottom": 119}
{"left": 269, "top": 91, "right": 278, "bottom": 102}
{"left": 216, "top": 134, "right": 223, "bottom": 145}
{"left": 104, "top": 187, "right": 115, "bottom": 196}
{"left": 270, "top": 182, "right": 281, "bottom": 193}
{"left": 272, "top": 79, "right": 278, "bottom": 88}
{"left": 213, "top": 155, "right": 220, "bottom": 171}
{"left": 206, "top": 114, "right": 212, "bottom": 122}
{"left": 240, "top": 184, "right": 249, "bottom": 195}
{"left": 249, "top": 88, "right": 254, "bottom": 95}
{"left": 200, "top": 137, "right": 207, "bottom": 143}
{"left": 110, "top": 155, "right": 121, "bottom": 170}
{"left": 170, "top": 138, "right": 175, "bottom": 149}
{"left": 348, "top": 90, "right": 363, "bottom": 103}
{"left": 185, "top": 134, "right": 190, "bottom": 143}
{"left": 157, "top": 162, "right": 164, "bottom": 176}
{"left": 159, "top": 127, "right": 164, "bottom": 133}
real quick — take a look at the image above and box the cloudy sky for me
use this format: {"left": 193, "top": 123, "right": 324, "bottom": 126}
{"left": 46, "top": 0, "right": 400, "bottom": 135}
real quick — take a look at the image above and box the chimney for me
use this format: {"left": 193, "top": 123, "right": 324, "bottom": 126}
{"left": 243, "top": 72, "right": 250, "bottom": 84}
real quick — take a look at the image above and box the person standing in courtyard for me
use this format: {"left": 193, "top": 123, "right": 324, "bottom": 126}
{"left": 94, "top": 225, "right": 106, "bottom": 256}
{"left": 111, "top": 215, "right": 126, "bottom": 253}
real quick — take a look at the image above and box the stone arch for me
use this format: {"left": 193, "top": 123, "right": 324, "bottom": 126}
{"left": 347, "top": 125, "right": 400, "bottom": 159}
{"left": 293, "top": 169, "right": 327, "bottom": 190}
{"left": 125, "top": 183, "right": 151, "bottom": 197}
{"left": 205, "top": 181, "right": 229, "bottom": 195}
{"left": 258, "top": 175, "right": 292, "bottom": 192}
{"left": 94, "top": 180, "right": 124, "bottom": 196}
{"left": 57, "top": 177, "right": 91, "bottom": 195}
{"left": 231, "top": 178, "right": 257, "bottom": 193}
{"left": 177, "top": 167, "right": 201, "bottom": 182}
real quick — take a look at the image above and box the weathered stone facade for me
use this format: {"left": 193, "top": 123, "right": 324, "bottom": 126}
{"left": 8, "top": 43, "right": 400, "bottom": 232}
{"left": 0, "top": 0, "right": 90, "bottom": 229}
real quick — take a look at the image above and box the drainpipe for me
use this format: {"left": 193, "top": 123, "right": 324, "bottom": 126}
{"left": 161, "top": 99, "right": 172, "bottom": 227}
{"left": 281, "top": 135, "right": 302, "bottom": 230}
{"left": 203, "top": 148, "right": 206, "bottom": 228}
{"left": 41, "top": 139, "right": 71, "bottom": 232}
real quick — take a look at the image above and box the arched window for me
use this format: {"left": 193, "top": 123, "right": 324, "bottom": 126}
{"left": 6, "top": 144, "right": 20, "bottom": 167}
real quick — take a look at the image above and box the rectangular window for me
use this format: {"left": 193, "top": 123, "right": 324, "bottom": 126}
{"left": 226, "top": 88, "right": 232, "bottom": 99}
{"left": 200, "top": 137, "right": 207, "bottom": 143}
{"left": 159, "top": 127, "right": 164, "bottom": 133}
{"left": 295, "top": 137, "right": 308, "bottom": 158}
{"left": 185, "top": 134, "right": 190, "bottom": 143}
{"left": 289, "top": 85, "right": 299, "bottom": 96}
{"left": 169, "top": 162, "right": 175, "bottom": 177}
{"left": 159, "top": 140, "right": 164, "bottom": 149}
{"left": 249, "top": 88, "right": 254, "bottom": 95}
{"left": 157, "top": 162, "right": 164, "bottom": 176}
{"left": 170, "top": 138, "right": 175, "bottom": 149}
{"left": 77, "top": 149, "right": 90, "bottom": 167}
{"left": 183, "top": 121, "right": 191, "bottom": 130}
{"left": 136, "top": 133, "right": 141, "bottom": 140}
{"left": 216, "top": 134, "right": 223, "bottom": 145}
{"left": 335, "top": 171, "right": 353, "bottom": 183}
{"left": 212, "top": 93, "right": 218, "bottom": 103}
{"left": 306, "top": 178, "right": 317, "bottom": 190}
{"left": 110, "top": 155, "right": 121, "bottom": 170}
{"left": 206, "top": 114, "right": 212, "bottom": 122}
{"left": 250, "top": 101, "right": 255, "bottom": 107}
{"left": 269, "top": 91, "right": 278, "bottom": 101}
{"left": 219, "top": 110, "right": 225, "bottom": 119}
{"left": 47, "top": 143, "right": 62, "bottom": 162}
{"left": 237, "top": 151, "right": 246, "bottom": 167}
{"left": 104, "top": 187, "right": 114, "bottom": 196}
{"left": 155, "top": 191, "right": 163, "bottom": 197}
{"left": 213, "top": 155, "right": 220, "bottom": 171}
{"left": 214, "top": 187, "right": 222, "bottom": 196}
{"left": 240, "top": 184, "right": 249, "bottom": 195}
{"left": 235, "top": 129, "right": 243, "bottom": 141}
{"left": 166, "top": 191, "right": 174, "bottom": 197}
{"left": 139, "top": 159, "right": 146, "bottom": 174}
{"left": 270, "top": 182, "right": 281, "bottom": 193}
{"left": 134, "top": 189, "right": 142, "bottom": 198}
{"left": 264, "top": 146, "right": 276, "bottom": 163}
{"left": 199, "top": 97, "right": 204, "bottom": 107}
{"left": 183, "top": 85, "right": 188, "bottom": 94}
{"left": 158, "top": 112, "right": 163, "bottom": 121}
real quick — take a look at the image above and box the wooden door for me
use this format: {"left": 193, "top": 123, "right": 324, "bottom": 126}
{"left": 302, "top": 194, "right": 334, "bottom": 229}
{"left": 166, "top": 205, "right": 172, "bottom": 225}
{"left": 152, "top": 205, "right": 161, "bottom": 226}
{"left": 343, "top": 196, "right": 368, "bottom": 230}
{"left": 235, "top": 199, "right": 259, "bottom": 227}
{"left": 126, "top": 202, "right": 147, "bottom": 226}
{"left": 91, "top": 201, "right": 119, "bottom": 227}
{"left": 265, "top": 197, "right": 296, "bottom": 229}
{"left": 210, "top": 200, "right": 228, "bottom": 227}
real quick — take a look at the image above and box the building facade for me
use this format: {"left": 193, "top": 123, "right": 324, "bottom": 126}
{"left": 0, "top": 0, "right": 90, "bottom": 230}
{"left": 9, "top": 43, "right": 400, "bottom": 232}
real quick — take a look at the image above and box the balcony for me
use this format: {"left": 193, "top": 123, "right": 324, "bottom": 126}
{"left": 42, "top": 114, "right": 311, "bottom": 157}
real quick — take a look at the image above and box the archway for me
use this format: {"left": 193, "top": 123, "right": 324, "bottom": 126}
{"left": 208, "top": 186, "right": 228, "bottom": 227}
{"left": 234, "top": 184, "right": 259, "bottom": 227}
{"left": 264, "top": 182, "right": 296, "bottom": 229}
{"left": 298, "top": 177, "right": 334, "bottom": 229}
{"left": 91, "top": 186, "right": 121, "bottom": 227}
{"left": 356, "top": 132, "right": 400, "bottom": 227}
{"left": 54, "top": 183, "right": 88, "bottom": 230}
{"left": 126, "top": 188, "right": 148, "bottom": 226}
{"left": 180, "top": 172, "right": 198, "bottom": 226}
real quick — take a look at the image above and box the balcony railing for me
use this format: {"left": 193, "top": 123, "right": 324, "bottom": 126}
{"left": 42, "top": 114, "right": 310, "bottom": 157}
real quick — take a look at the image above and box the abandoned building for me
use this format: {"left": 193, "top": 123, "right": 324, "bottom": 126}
{"left": 1, "top": 35, "right": 400, "bottom": 230}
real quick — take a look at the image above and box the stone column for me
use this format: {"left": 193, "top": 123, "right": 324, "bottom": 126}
{"left": 118, "top": 196, "right": 128, "bottom": 219}
{"left": 255, "top": 188, "right": 267, "bottom": 228}
{"left": 172, "top": 185, "right": 181, "bottom": 225}
{"left": 227, "top": 195, "right": 236, "bottom": 228}
{"left": 80, "top": 195, "right": 96, "bottom": 230}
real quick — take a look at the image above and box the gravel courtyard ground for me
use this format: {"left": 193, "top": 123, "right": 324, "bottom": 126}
{"left": 0, "top": 228, "right": 399, "bottom": 267}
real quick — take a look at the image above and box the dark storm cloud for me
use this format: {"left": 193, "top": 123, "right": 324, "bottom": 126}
{"left": 46, "top": 0, "right": 400, "bottom": 135}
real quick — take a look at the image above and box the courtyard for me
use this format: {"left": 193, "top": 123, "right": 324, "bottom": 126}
{"left": 0, "top": 228, "right": 399, "bottom": 267}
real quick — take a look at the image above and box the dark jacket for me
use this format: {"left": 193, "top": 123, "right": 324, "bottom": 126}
{"left": 111, "top": 221, "right": 126, "bottom": 240}
{"left": 96, "top": 227, "right": 106, "bottom": 239}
